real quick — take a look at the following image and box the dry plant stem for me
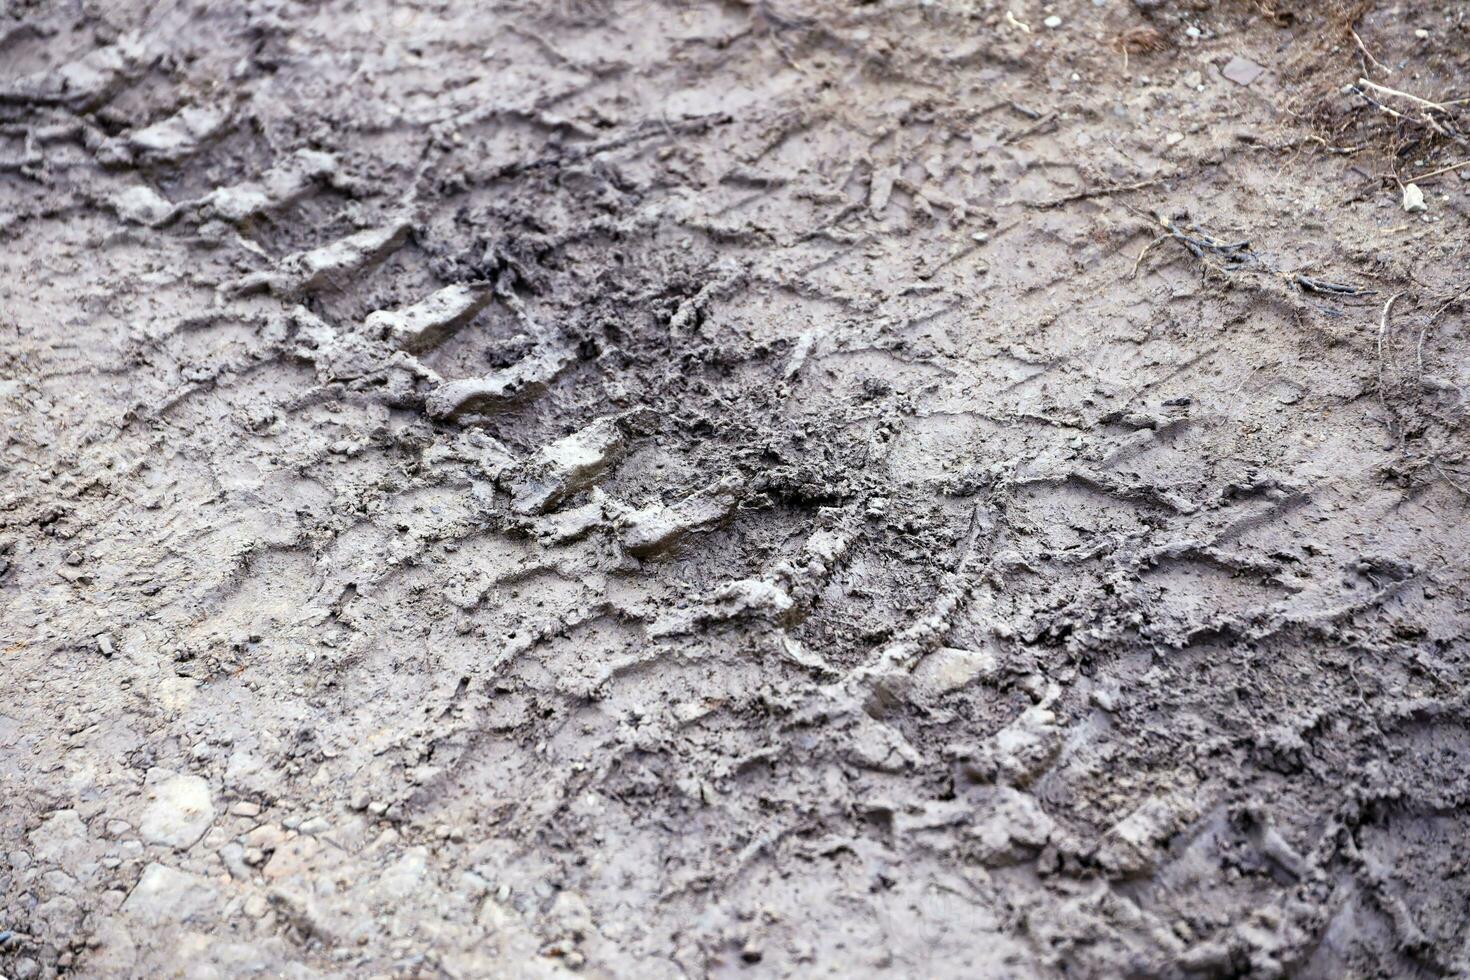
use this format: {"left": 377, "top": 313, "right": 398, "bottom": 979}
{"left": 1152, "top": 218, "right": 1372, "bottom": 297}
{"left": 1376, "top": 292, "right": 1404, "bottom": 439}
{"left": 1031, "top": 174, "right": 1175, "bottom": 211}
{"left": 1405, "top": 160, "right": 1469, "bottom": 183}
{"left": 1131, "top": 234, "right": 1169, "bottom": 278}
{"left": 1377, "top": 291, "right": 1402, "bottom": 398}
{"left": 1417, "top": 284, "right": 1470, "bottom": 377}
{"left": 1357, "top": 78, "right": 1455, "bottom": 114}
{"left": 1350, "top": 29, "right": 1389, "bottom": 76}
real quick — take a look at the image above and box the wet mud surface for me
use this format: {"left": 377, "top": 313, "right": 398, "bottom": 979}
{"left": 3, "top": 1, "right": 1470, "bottom": 977}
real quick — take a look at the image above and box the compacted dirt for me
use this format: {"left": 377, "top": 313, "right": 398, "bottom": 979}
{"left": 3, "top": 1, "right": 1470, "bottom": 977}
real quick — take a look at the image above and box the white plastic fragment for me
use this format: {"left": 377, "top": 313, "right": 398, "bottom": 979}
{"left": 869, "top": 165, "right": 899, "bottom": 216}
{"left": 785, "top": 330, "right": 819, "bottom": 380}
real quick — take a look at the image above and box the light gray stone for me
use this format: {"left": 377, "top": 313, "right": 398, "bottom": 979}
{"left": 121, "top": 863, "right": 221, "bottom": 924}
{"left": 139, "top": 773, "right": 215, "bottom": 849}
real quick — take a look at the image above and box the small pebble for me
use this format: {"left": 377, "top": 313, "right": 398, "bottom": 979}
{"left": 1222, "top": 55, "right": 1265, "bottom": 87}
{"left": 1043, "top": 15, "right": 1062, "bottom": 29}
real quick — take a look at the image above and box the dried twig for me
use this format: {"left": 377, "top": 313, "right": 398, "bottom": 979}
{"left": 1003, "top": 112, "right": 1057, "bottom": 145}
{"left": 1350, "top": 29, "right": 1389, "bottom": 76}
{"left": 1141, "top": 216, "right": 1375, "bottom": 297}
{"left": 1405, "top": 159, "right": 1469, "bottom": 183}
{"left": 1416, "top": 284, "right": 1470, "bottom": 378}
{"left": 1031, "top": 173, "right": 1175, "bottom": 210}
{"left": 1348, "top": 78, "right": 1469, "bottom": 148}
{"left": 1376, "top": 291, "right": 1403, "bottom": 406}
{"left": 1432, "top": 465, "right": 1470, "bottom": 499}
{"left": 1357, "top": 78, "right": 1453, "bottom": 114}
{"left": 1130, "top": 234, "right": 1169, "bottom": 279}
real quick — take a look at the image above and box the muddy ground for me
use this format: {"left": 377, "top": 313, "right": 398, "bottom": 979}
{"left": 2, "top": 0, "right": 1469, "bottom": 977}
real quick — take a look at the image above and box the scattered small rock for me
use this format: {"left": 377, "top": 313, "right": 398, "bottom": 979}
{"left": 218, "top": 842, "right": 251, "bottom": 879}
{"left": 299, "top": 816, "right": 331, "bottom": 836}
{"left": 121, "top": 863, "right": 221, "bottom": 924}
{"left": 1403, "top": 182, "right": 1427, "bottom": 213}
{"left": 1096, "top": 794, "right": 1199, "bottom": 876}
{"left": 263, "top": 836, "right": 321, "bottom": 881}
{"left": 139, "top": 773, "right": 215, "bottom": 850}
{"left": 1221, "top": 55, "right": 1265, "bottom": 87}
{"left": 961, "top": 687, "right": 1063, "bottom": 786}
